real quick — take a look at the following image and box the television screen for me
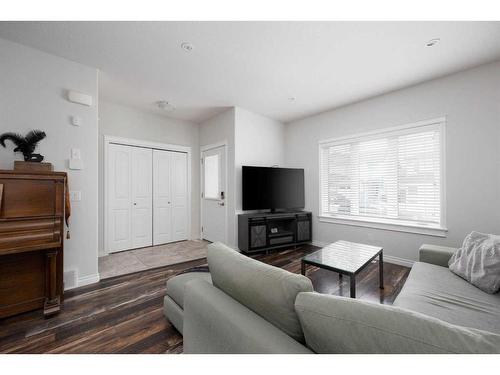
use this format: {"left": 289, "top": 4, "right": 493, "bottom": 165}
{"left": 242, "top": 166, "right": 305, "bottom": 211}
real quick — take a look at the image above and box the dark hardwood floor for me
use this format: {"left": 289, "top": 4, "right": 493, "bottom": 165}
{"left": 0, "top": 244, "right": 410, "bottom": 353}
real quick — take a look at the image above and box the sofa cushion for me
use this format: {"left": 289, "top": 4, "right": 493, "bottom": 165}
{"left": 207, "top": 242, "right": 313, "bottom": 343}
{"left": 166, "top": 272, "right": 212, "bottom": 308}
{"left": 394, "top": 262, "right": 500, "bottom": 334}
{"left": 183, "top": 279, "right": 312, "bottom": 354}
{"left": 295, "top": 292, "right": 500, "bottom": 354}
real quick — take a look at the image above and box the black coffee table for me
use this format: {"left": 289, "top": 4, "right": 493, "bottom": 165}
{"left": 301, "top": 240, "right": 384, "bottom": 298}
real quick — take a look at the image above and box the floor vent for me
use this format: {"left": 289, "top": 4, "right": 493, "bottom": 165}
{"left": 64, "top": 269, "right": 78, "bottom": 290}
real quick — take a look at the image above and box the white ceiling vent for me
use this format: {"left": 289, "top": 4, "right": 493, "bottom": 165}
{"left": 156, "top": 100, "right": 175, "bottom": 112}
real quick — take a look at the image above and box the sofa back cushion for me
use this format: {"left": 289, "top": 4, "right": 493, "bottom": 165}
{"left": 295, "top": 292, "right": 500, "bottom": 354}
{"left": 448, "top": 231, "right": 500, "bottom": 294}
{"left": 207, "top": 242, "right": 313, "bottom": 343}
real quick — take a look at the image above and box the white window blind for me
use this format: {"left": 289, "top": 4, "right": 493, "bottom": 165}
{"left": 319, "top": 119, "right": 445, "bottom": 232}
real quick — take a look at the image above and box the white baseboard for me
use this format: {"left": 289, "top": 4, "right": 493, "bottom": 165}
{"left": 383, "top": 255, "right": 414, "bottom": 268}
{"left": 311, "top": 240, "right": 414, "bottom": 268}
{"left": 77, "top": 273, "right": 100, "bottom": 288}
{"left": 311, "top": 240, "right": 329, "bottom": 248}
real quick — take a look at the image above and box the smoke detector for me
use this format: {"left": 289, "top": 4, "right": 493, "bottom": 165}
{"left": 156, "top": 100, "right": 175, "bottom": 112}
{"left": 181, "top": 42, "right": 194, "bottom": 52}
{"left": 426, "top": 38, "right": 440, "bottom": 47}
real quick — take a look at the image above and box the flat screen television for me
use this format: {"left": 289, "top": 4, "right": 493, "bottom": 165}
{"left": 242, "top": 166, "right": 305, "bottom": 212}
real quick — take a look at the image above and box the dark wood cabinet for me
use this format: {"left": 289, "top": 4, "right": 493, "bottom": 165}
{"left": 238, "top": 211, "right": 312, "bottom": 253}
{"left": 0, "top": 170, "right": 67, "bottom": 318}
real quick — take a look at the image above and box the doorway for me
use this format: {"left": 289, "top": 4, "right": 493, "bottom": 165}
{"left": 201, "top": 143, "right": 227, "bottom": 243}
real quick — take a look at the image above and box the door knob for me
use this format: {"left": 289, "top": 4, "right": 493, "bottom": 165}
{"left": 133, "top": 203, "right": 137, "bottom": 205}
{"left": 218, "top": 202, "right": 225, "bottom": 206}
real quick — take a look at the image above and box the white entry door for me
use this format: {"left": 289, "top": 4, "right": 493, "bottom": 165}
{"left": 107, "top": 144, "right": 153, "bottom": 252}
{"left": 153, "top": 150, "right": 188, "bottom": 245}
{"left": 201, "top": 145, "right": 226, "bottom": 243}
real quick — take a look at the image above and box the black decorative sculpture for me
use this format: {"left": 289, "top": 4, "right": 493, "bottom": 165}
{"left": 0, "top": 130, "right": 47, "bottom": 162}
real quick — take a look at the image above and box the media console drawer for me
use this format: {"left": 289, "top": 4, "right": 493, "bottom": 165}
{"left": 269, "top": 236, "right": 294, "bottom": 246}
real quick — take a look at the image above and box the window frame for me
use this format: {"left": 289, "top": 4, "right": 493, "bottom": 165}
{"left": 318, "top": 117, "right": 447, "bottom": 237}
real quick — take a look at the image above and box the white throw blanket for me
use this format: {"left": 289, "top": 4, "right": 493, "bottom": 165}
{"left": 448, "top": 231, "right": 500, "bottom": 294}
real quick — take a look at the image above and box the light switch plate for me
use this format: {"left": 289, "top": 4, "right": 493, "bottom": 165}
{"left": 70, "top": 191, "right": 82, "bottom": 201}
{"left": 71, "top": 116, "right": 82, "bottom": 126}
{"left": 71, "top": 148, "right": 81, "bottom": 159}
{"left": 69, "top": 158, "right": 84, "bottom": 170}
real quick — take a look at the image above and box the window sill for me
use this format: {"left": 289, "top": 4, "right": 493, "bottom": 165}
{"left": 318, "top": 215, "right": 448, "bottom": 237}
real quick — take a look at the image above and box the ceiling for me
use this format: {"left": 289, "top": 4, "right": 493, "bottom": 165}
{"left": 1, "top": 21, "right": 500, "bottom": 123}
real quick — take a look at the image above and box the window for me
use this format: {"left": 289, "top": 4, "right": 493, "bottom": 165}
{"left": 319, "top": 118, "right": 446, "bottom": 236}
{"left": 204, "top": 154, "right": 220, "bottom": 199}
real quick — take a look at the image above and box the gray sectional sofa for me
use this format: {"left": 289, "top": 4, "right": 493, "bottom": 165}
{"left": 164, "top": 242, "right": 500, "bottom": 353}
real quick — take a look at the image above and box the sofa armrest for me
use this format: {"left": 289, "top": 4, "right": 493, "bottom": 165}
{"left": 295, "top": 292, "right": 500, "bottom": 354}
{"left": 419, "top": 244, "right": 458, "bottom": 267}
{"left": 183, "top": 279, "right": 312, "bottom": 354}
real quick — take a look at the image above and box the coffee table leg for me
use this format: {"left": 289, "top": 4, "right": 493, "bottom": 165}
{"left": 350, "top": 275, "right": 356, "bottom": 298}
{"left": 379, "top": 251, "right": 384, "bottom": 289}
{"left": 301, "top": 261, "right": 306, "bottom": 276}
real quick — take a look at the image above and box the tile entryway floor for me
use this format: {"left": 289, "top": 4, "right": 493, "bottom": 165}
{"left": 98, "top": 239, "right": 210, "bottom": 279}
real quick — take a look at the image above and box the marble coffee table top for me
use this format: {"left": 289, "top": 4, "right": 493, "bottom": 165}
{"left": 302, "top": 240, "right": 383, "bottom": 274}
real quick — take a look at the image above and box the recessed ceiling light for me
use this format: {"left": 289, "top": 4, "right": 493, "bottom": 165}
{"left": 156, "top": 100, "right": 175, "bottom": 112}
{"left": 181, "top": 42, "right": 194, "bottom": 52}
{"left": 426, "top": 38, "right": 440, "bottom": 47}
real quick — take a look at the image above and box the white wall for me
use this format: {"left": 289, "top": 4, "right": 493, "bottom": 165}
{"left": 285, "top": 61, "right": 500, "bottom": 264}
{"left": 98, "top": 101, "right": 201, "bottom": 254}
{"left": 0, "top": 38, "right": 99, "bottom": 287}
{"left": 198, "top": 107, "right": 285, "bottom": 247}
{"left": 234, "top": 107, "right": 286, "bottom": 213}
{"left": 199, "top": 108, "right": 236, "bottom": 246}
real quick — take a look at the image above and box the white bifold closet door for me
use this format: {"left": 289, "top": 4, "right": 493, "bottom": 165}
{"left": 153, "top": 149, "right": 188, "bottom": 245}
{"left": 108, "top": 144, "right": 153, "bottom": 253}
{"left": 107, "top": 144, "right": 188, "bottom": 253}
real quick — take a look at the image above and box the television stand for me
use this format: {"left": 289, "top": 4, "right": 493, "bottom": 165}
{"left": 238, "top": 211, "right": 312, "bottom": 254}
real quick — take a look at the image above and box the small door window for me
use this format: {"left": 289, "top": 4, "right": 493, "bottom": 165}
{"left": 204, "top": 154, "right": 219, "bottom": 199}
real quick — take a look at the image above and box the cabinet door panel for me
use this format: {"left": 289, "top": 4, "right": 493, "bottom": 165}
{"left": 153, "top": 150, "right": 172, "bottom": 245}
{"left": 131, "top": 147, "right": 153, "bottom": 248}
{"left": 108, "top": 144, "right": 132, "bottom": 252}
{"left": 171, "top": 152, "right": 188, "bottom": 242}
{"left": 153, "top": 150, "right": 188, "bottom": 245}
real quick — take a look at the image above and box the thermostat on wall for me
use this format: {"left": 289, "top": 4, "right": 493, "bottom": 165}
{"left": 67, "top": 90, "right": 92, "bottom": 107}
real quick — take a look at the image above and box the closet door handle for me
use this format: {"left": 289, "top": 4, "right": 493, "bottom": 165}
{"left": 0, "top": 184, "right": 3, "bottom": 212}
